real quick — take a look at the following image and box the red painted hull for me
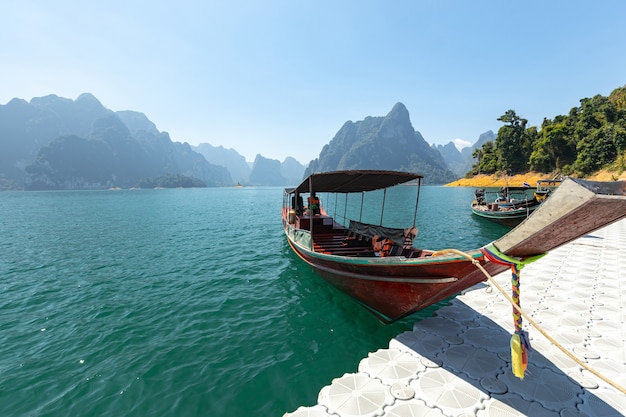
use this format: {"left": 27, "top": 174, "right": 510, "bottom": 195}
{"left": 286, "top": 237, "right": 508, "bottom": 323}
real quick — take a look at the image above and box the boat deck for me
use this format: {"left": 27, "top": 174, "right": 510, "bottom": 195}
{"left": 312, "top": 233, "right": 373, "bottom": 257}
{"left": 294, "top": 214, "right": 423, "bottom": 258}
{"left": 284, "top": 218, "right": 626, "bottom": 417}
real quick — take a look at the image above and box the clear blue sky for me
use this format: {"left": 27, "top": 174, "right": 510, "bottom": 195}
{"left": 2, "top": 1, "right": 625, "bottom": 164}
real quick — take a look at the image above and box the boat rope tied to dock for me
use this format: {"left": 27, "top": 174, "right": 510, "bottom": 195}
{"left": 434, "top": 247, "right": 626, "bottom": 394}
{"left": 481, "top": 243, "right": 546, "bottom": 379}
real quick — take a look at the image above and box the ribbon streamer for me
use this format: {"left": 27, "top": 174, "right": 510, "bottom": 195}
{"left": 482, "top": 243, "right": 544, "bottom": 379}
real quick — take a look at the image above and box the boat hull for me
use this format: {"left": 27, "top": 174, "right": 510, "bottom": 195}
{"left": 471, "top": 204, "right": 539, "bottom": 227}
{"left": 286, "top": 235, "right": 507, "bottom": 322}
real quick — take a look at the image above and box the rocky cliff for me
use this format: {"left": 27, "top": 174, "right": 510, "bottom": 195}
{"left": 304, "top": 103, "right": 457, "bottom": 184}
{"left": 0, "top": 93, "right": 232, "bottom": 189}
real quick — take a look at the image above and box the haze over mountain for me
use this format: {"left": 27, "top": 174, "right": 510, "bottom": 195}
{"left": 191, "top": 144, "right": 306, "bottom": 186}
{"left": 0, "top": 93, "right": 307, "bottom": 190}
{"left": 193, "top": 143, "right": 251, "bottom": 185}
{"left": 305, "top": 103, "right": 458, "bottom": 184}
{"left": 1, "top": 93, "right": 491, "bottom": 190}
{"left": 433, "top": 130, "right": 495, "bottom": 177}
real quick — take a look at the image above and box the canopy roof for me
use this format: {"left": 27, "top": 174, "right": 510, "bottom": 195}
{"left": 288, "top": 170, "right": 422, "bottom": 194}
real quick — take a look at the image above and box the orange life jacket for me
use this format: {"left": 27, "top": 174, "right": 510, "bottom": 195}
{"left": 373, "top": 236, "right": 394, "bottom": 257}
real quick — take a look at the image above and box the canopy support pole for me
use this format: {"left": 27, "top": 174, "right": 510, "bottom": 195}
{"left": 309, "top": 176, "right": 314, "bottom": 250}
{"left": 412, "top": 177, "right": 421, "bottom": 227}
{"left": 379, "top": 188, "right": 387, "bottom": 226}
{"left": 359, "top": 192, "right": 364, "bottom": 222}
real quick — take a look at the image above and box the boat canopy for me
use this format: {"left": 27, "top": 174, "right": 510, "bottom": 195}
{"left": 287, "top": 170, "right": 422, "bottom": 194}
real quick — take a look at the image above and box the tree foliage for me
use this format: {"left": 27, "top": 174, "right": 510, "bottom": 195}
{"left": 469, "top": 85, "right": 626, "bottom": 176}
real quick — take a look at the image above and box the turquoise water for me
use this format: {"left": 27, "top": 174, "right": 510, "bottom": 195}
{"left": 0, "top": 186, "right": 507, "bottom": 416}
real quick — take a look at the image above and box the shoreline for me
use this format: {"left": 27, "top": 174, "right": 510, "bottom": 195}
{"left": 445, "top": 170, "right": 626, "bottom": 187}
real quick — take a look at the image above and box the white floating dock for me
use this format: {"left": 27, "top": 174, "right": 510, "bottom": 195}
{"left": 284, "top": 219, "right": 626, "bottom": 417}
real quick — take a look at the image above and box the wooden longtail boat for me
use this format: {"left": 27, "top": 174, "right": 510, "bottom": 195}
{"left": 282, "top": 170, "right": 626, "bottom": 323}
{"left": 471, "top": 186, "right": 541, "bottom": 228}
{"left": 471, "top": 199, "right": 540, "bottom": 228}
{"left": 471, "top": 179, "right": 563, "bottom": 227}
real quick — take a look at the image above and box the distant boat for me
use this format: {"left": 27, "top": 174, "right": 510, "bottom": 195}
{"left": 282, "top": 170, "right": 626, "bottom": 323}
{"left": 471, "top": 179, "right": 563, "bottom": 227}
{"left": 534, "top": 178, "right": 563, "bottom": 202}
{"left": 234, "top": 182, "right": 244, "bottom": 188}
{"left": 471, "top": 186, "right": 541, "bottom": 228}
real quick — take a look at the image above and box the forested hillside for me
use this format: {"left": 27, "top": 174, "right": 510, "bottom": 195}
{"left": 470, "top": 85, "right": 626, "bottom": 177}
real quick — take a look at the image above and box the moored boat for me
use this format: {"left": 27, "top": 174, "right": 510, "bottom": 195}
{"left": 534, "top": 178, "right": 563, "bottom": 202}
{"left": 282, "top": 170, "right": 626, "bottom": 323}
{"left": 471, "top": 185, "right": 540, "bottom": 227}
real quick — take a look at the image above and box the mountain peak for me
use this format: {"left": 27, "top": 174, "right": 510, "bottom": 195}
{"left": 30, "top": 94, "right": 71, "bottom": 107}
{"left": 304, "top": 103, "right": 457, "bottom": 184}
{"left": 76, "top": 92, "right": 103, "bottom": 108}
{"left": 387, "top": 102, "right": 410, "bottom": 121}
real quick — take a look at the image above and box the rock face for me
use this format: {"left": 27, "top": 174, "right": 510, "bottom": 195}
{"left": 304, "top": 103, "right": 457, "bottom": 184}
{"left": 193, "top": 144, "right": 306, "bottom": 186}
{"left": 280, "top": 157, "right": 306, "bottom": 186}
{"left": 434, "top": 130, "right": 496, "bottom": 177}
{"left": 193, "top": 143, "right": 252, "bottom": 185}
{"left": 248, "top": 155, "right": 286, "bottom": 186}
{"left": 433, "top": 142, "right": 467, "bottom": 177}
{"left": 0, "top": 93, "right": 232, "bottom": 189}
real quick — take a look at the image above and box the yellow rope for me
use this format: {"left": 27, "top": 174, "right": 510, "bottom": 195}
{"left": 435, "top": 248, "right": 626, "bottom": 395}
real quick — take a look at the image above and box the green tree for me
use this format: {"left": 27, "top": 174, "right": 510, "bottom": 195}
{"left": 530, "top": 117, "right": 576, "bottom": 172}
{"left": 575, "top": 125, "right": 618, "bottom": 175}
{"left": 573, "top": 95, "right": 620, "bottom": 174}
{"left": 609, "top": 86, "right": 626, "bottom": 169}
{"left": 471, "top": 141, "right": 499, "bottom": 174}
{"left": 495, "top": 110, "right": 530, "bottom": 173}
{"left": 614, "top": 127, "right": 626, "bottom": 170}
{"left": 463, "top": 85, "right": 626, "bottom": 178}
{"left": 471, "top": 147, "right": 483, "bottom": 174}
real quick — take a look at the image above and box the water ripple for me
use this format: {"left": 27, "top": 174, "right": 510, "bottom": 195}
{"left": 0, "top": 187, "right": 499, "bottom": 416}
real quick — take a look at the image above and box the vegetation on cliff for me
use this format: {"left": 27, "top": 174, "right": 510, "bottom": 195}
{"left": 470, "top": 85, "right": 626, "bottom": 178}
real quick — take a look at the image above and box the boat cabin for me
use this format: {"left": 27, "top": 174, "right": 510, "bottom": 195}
{"left": 283, "top": 170, "right": 426, "bottom": 259}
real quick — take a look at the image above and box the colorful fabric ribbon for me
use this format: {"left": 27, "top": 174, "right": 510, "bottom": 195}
{"left": 481, "top": 243, "right": 545, "bottom": 379}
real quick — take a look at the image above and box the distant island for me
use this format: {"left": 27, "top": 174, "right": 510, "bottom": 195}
{"left": 0, "top": 93, "right": 306, "bottom": 190}
{"left": 192, "top": 145, "right": 307, "bottom": 187}
{"left": 3, "top": 85, "right": 624, "bottom": 191}
{"left": 0, "top": 93, "right": 479, "bottom": 190}
{"left": 304, "top": 102, "right": 459, "bottom": 185}
{"left": 134, "top": 174, "right": 207, "bottom": 189}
